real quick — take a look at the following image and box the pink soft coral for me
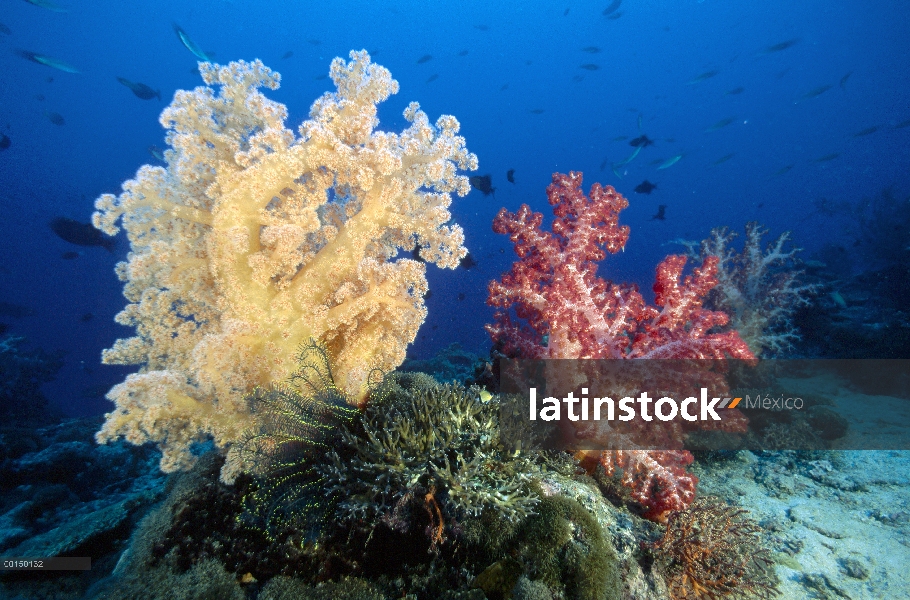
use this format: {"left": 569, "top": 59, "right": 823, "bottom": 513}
{"left": 487, "top": 171, "right": 753, "bottom": 521}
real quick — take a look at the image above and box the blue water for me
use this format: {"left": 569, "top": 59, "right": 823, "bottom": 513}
{"left": 0, "top": 0, "right": 908, "bottom": 418}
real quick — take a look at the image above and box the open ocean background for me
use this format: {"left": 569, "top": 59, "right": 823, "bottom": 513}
{"left": 0, "top": 0, "right": 908, "bottom": 419}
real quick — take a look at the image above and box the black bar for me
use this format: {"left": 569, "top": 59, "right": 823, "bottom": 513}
{"left": 1, "top": 557, "right": 91, "bottom": 571}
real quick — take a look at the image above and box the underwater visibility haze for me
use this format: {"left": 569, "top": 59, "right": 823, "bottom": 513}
{"left": 0, "top": 1, "right": 908, "bottom": 599}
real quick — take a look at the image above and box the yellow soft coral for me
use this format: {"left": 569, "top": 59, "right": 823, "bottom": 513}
{"left": 92, "top": 50, "right": 477, "bottom": 481}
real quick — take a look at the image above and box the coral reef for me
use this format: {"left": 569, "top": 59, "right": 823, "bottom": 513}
{"left": 649, "top": 496, "right": 779, "bottom": 599}
{"left": 486, "top": 171, "right": 753, "bottom": 521}
{"left": 91, "top": 51, "right": 477, "bottom": 481}
{"left": 695, "top": 222, "right": 818, "bottom": 357}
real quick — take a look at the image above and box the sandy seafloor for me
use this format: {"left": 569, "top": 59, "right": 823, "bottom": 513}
{"left": 694, "top": 373, "right": 910, "bottom": 599}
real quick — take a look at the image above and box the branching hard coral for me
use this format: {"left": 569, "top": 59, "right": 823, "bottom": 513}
{"left": 651, "top": 497, "right": 779, "bottom": 600}
{"left": 696, "top": 223, "right": 818, "bottom": 357}
{"left": 91, "top": 51, "right": 477, "bottom": 481}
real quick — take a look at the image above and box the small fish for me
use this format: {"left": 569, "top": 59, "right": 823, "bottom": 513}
{"left": 35, "top": 94, "right": 45, "bottom": 101}
{"left": 45, "top": 111, "right": 65, "bottom": 126}
{"left": 16, "top": 50, "right": 79, "bottom": 73}
{"left": 50, "top": 217, "right": 116, "bottom": 251}
{"left": 23, "top": 0, "right": 67, "bottom": 12}
{"left": 417, "top": 54, "right": 433, "bottom": 64}
{"left": 580, "top": 64, "right": 600, "bottom": 71}
{"left": 759, "top": 38, "right": 800, "bottom": 55}
{"left": 634, "top": 180, "right": 656, "bottom": 194}
{"left": 0, "top": 22, "right": 11, "bottom": 35}
{"left": 649, "top": 158, "right": 664, "bottom": 166}
{"left": 615, "top": 146, "right": 642, "bottom": 166}
{"left": 281, "top": 50, "right": 293, "bottom": 59}
{"left": 600, "top": 157, "right": 610, "bottom": 171}
{"left": 469, "top": 174, "right": 495, "bottom": 197}
{"left": 61, "top": 251, "right": 81, "bottom": 259}
{"left": 602, "top": 0, "right": 622, "bottom": 16}
{"left": 611, "top": 164, "right": 623, "bottom": 179}
{"left": 457, "top": 50, "right": 469, "bottom": 56}
{"left": 705, "top": 117, "right": 735, "bottom": 132}
{"left": 460, "top": 253, "right": 477, "bottom": 270}
{"left": 798, "top": 84, "right": 832, "bottom": 101}
{"left": 572, "top": 75, "right": 584, "bottom": 83}
{"left": 894, "top": 119, "right": 910, "bottom": 129}
{"left": 173, "top": 24, "right": 211, "bottom": 61}
{"left": 772, "top": 164, "right": 794, "bottom": 177}
{"left": 457, "top": 292, "right": 466, "bottom": 301}
{"left": 507, "top": 169, "right": 516, "bottom": 183}
{"left": 475, "top": 24, "right": 490, "bottom": 31}
{"left": 606, "top": 12, "right": 622, "bottom": 20}
{"left": 657, "top": 154, "right": 684, "bottom": 169}
{"left": 307, "top": 38, "right": 321, "bottom": 45}
{"left": 629, "top": 135, "right": 655, "bottom": 147}
{"left": 725, "top": 87, "right": 745, "bottom": 96}
{"left": 0, "top": 133, "right": 10, "bottom": 150}
{"left": 839, "top": 71, "right": 853, "bottom": 89}
{"left": 612, "top": 135, "right": 628, "bottom": 141}
{"left": 117, "top": 77, "right": 161, "bottom": 100}
{"left": 713, "top": 153, "right": 735, "bottom": 165}
{"left": 815, "top": 152, "right": 840, "bottom": 162}
{"left": 0, "top": 302, "right": 35, "bottom": 318}
{"left": 564, "top": 8, "right": 570, "bottom": 16}
{"left": 852, "top": 126, "right": 878, "bottom": 137}
{"left": 148, "top": 145, "right": 165, "bottom": 162}
{"left": 500, "top": 83, "right": 509, "bottom": 91}
{"left": 426, "top": 74, "right": 438, "bottom": 84}
{"left": 80, "top": 313, "right": 94, "bottom": 322}
{"left": 650, "top": 205, "right": 667, "bottom": 221}
{"left": 529, "top": 108, "right": 545, "bottom": 114}
{"left": 687, "top": 70, "right": 719, "bottom": 84}
{"left": 582, "top": 46, "right": 601, "bottom": 53}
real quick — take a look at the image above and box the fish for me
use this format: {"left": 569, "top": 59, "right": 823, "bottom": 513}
{"left": 529, "top": 109, "right": 545, "bottom": 114}
{"left": 606, "top": 12, "right": 622, "bottom": 20}
{"left": 650, "top": 205, "right": 667, "bottom": 221}
{"left": 572, "top": 75, "right": 584, "bottom": 83}
{"left": 582, "top": 46, "right": 601, "bottom": 53}
{"left": 416, "top": 54, "right": 433, "bottom": 64}
{"left": 45, "top": 111, "right": 65, "bottom": 126}
{"left": 564, "top": 8, "right": 570, "bottom": 16}
{"left": 50, "top": 217, "right": 116, "bottom": 251}
{"left": 460, "top": 253, "right": 477, "bottom": 270}
{"left": 725, "top": 87, "right": 745, "bottom": 96}
{"left": 61, "top": 251, "right": 81, "bottom": 259}
{"left": 894, "top": 119, "right": 910, "bottom": 129}
{"left": 815, "top": 153, "right": 840, "bottom": 162}
{"left": 687, "top": 70, "right": 719, "bottom": 84}
{"left": 281, "top": 51, "right": 293, "bottom": 59}
{"left": 839, "top": 71, "right": 853, "bottom": 89}
{"left": 602, "top": 0, "right": 622, "bottom": 15}
{"left": 469, "top": 174, "right": 495, "bottom": 197}
{"left": 457, "top": 50, "right": 469, "bottom": 56}
{"left": 0, "top": 22, "right": 11, "bottom": 35}
{"left": 713, "top": 153, "right": 735, "bottom": 165}
{"left": 634, "top": 180, "right": 657, "bottom": 194}
{"left": 580, "top": 64, "right": 600, "bottom": 71}
{"left": 173, "top": 24, "right": 211, "bottom": 61}
{"left": 0, "top": 302, "right": 35, "bottom": 318}
{"left": 16, "top": 50, "right": 79, "bottom": 73}
{"left": 500, "top": 84, "right": 509, "bottom": 91}
{"left": 0, "top": 134, "right": 9, "bottom": 150}
{"left": 148, "top": 145, "right": 165, "bottom": 162}
{"left": 759, "top": 38, "right": 800, "bottom": 55}
{"left": 705, "top": 117, "right": 735, "bottom": 132}
{"left": 457, "top": 293, "right": 466, "bottom": 301}
{"left": 80, "top": 313, "right": 94, "bottom": 322}
{"left": 507, "top": 169, "right": 516, "bottom": 183}
{"left": 798, "top": 84, "right": 832, "bottom": 101}
{"left": 22, "top": 0, "right": 67, "bottom": 12}
{"left": 600, "top": 157, "right": 610, "bottom": 171}
{"left": 117, "top": 77, "right": 161, "bottom": 100}
{"left": 611, "top": 164, "right": 623, "bottom": 179}
{"left": 612, "top": 135, "right": 628, "bottom": 141}
{"left": 649, "top": 159, "right": 664, "bottom": 166}
{"left": 657, "top": 154, "right": 684, "bottom": 169}
{"left": 307, "top": 38, "right": 321, "bottom": 46}
{"left": 629, "top": 135, "right": 655, "bottom": 147}
{"left": 426, "top": 74, "right": 438, "bottom": 84}
{"left": 772, "top": 164, "right": 794, "bottom": 177}
{"left": 852, "top": 126, "right": 878, "bottom": 137}
{"left": 615, "top": 146, "right": 642, "bottom": 167}
{"left": 474, "top": 24, "right": 490, "bottom": 31}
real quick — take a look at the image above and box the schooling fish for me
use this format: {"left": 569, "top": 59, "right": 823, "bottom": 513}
{"left": 0, "top": 133, "right": 10, "bottom": 150}
{"left": 705, "top": 117, "right": 735, "bottom": 132}
{"left": 634, "top": 180, "right": 657, "bottom": 194}
{"left": 580, "top": 64, "right": 600, "bottom": 71}
{"left": 852, "top": 126, "right": 878, "bottom": 137}
{"left": 45, "top": 111, "right": 65, "bottom": 125}
{"left": 16, "top": 50, "right": 79, "bottom": 73}
{"left": 173, "top": 24, "right": 211, "bottom": 61}
{"left": 615, "top": 146, "right": 642, "bottom": 167}
{"left": 724, "top": 87, "right": 745, "bottom": 96}
{"left": 416, "top": 54, "right": 433, "bottom": 64}
{"left": 713, "top": 153, "right": 735, "bottom": 165}
{"left": 22, "top": 0, "right": 67, "bottom": 12}
{"left": 687, "top": 70, "right": 719, "bottom": 84}
{"left": 650, "top": 205, "right": 667, "bottom": 221}
{"left": 602, "top": 0, "right": 622, "bottom": 16}
{"left": 815, "top": 152, "right": 840, "bottom": 162}
{"left": 281, "top": 50, "right": 293, "bottom": 59}
{"left": 629, "top": 135, "right": 655, "bottom": 147}
{"left": 117, "top": 77, "right": 161, "bottom": 100}
{"left": 839, "top": 71, "right": 853, "bottom": 90}
{"left": 582, "top": 46, "right": 601, "bottom": 53}
{"left": 50, "top": 217, "right": 116, "bottom": 252}
{"left": 507, "top": 169, "right": 516, "bottom": 183}
{"left": 758, "top": 38, "right": 800, "bottom": 55}
{"left": 798, "top": 84, "right": 832, "bottom": 102}
{"left": 0, "top": 22, "right": 11, "bottom": 35}
{"left": 657, "top": 154, "right": 684, "bottom": 169}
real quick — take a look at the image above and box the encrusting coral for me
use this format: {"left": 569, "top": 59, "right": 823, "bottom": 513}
{"left": 91, "top": 51, "right": 477, "bottom": 481}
